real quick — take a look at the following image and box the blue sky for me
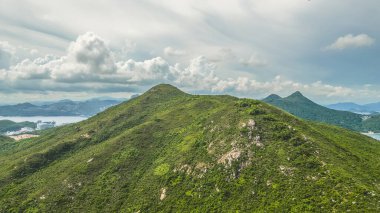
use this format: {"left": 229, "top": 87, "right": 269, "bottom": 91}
{"left": 0, "top": 0, "right": 379, "bottom": 104}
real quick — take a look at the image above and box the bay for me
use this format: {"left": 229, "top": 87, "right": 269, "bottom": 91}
{"left": 362, "top": 133, "right": 380, "bottom": 141}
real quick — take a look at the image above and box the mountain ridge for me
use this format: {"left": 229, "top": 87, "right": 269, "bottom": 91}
{"left": 263, "top": 91, "right": 365, "bottom": 131}
{"left": 262, "top": 91, "right": 380, "bottom": 132}
{"left": 0, "top": 99, "right": 122, "bottom": 117}
{"left": 0, "top": 84, "right": 379, "bottom": 212}
{"left": 327, "top": 102, "right": 380, "bottom": 113}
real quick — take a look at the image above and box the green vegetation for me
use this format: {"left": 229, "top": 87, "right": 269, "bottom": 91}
{"left": 0, "top": 84, "right": 379, "bottom": 212}
{"left": 263, "top": 91, "right": 380, "bottom": 132}
{"left": 0, "top": 135, "right": 15, "bottom": 153}
{"left": 362, "top": 115, "right": 380, "bottom": 132}
{"left": 0, "top": 120, "right": 36, "bottom": 133}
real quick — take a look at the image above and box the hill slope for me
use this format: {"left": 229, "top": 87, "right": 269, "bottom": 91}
{"left": 263, "top": 92, "right": 365, "bottom": 131}
{"left": 0, "top": 84, "right": 379, "bottom": 212}
{"left": 0, "top": 135, "right": 16, "bottom": 154}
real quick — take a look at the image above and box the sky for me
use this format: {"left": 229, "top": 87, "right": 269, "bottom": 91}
{"left": 0, "top": 0, "right": 379, "bottom": 104}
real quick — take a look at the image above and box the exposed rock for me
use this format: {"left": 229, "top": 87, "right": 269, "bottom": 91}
{"left": 306, "top": 175, "right": 318, "bottom": 181}
{"left": 245, "top": 119, "right": 256, "bottom": 140}
{"left": 195, "top": 162, "right": 210, "bottom": 178}
{"left": 160, "top": 188, "right": 167, "bottom": 200}
{"left": 215, "top": 185, "right": 220, "bottom": 192}
{"left": 81, "top": 133, "right": 91, "bottom": 139}
{"left": 302, "top": 134, "right": 308, "bottom": 140}
{"left": 9, "top": 134, "right": 39, "bottom": 141}
{"left": 279, "top": 165, "right": 294, "bottom": 176}
{"left": 218, "top": 148, "right": 241, "bottom": 166}
{"left": 247, "top": 119, "right": 255, "bottom": 128}
{"left": 253, "top": 135, "right": 264, "bottom": 147}
{"left": 173, "top": 164, "right": 192, "bottom": 175}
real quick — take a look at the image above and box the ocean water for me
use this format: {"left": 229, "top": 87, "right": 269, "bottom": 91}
{"left": 362, "top": 133, "right": 380, "bottom": 141}
{"left": 0, "top": 116, "right": 87, "bottom": 126}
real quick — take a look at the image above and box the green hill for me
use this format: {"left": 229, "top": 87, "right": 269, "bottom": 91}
{"left": 0, "top": 135, "right": 16, "bottom": 154}
{"left": 362, "top": 115, "right": 380, "bottom": 132}
{"left": 0, "top": 84, "right": 379, "bottom": 212}
{"left": 263, "top": 92, "right": 366, "bottom": 131}
{"left": 0, "top": 120, "right": 36, "bottom": 134}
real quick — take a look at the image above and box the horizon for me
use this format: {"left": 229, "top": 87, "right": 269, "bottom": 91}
{"left": 1, "top": 1, "right": 380, "bottom": 104}
{"left": 0, "top": 84, "right": 379, "bottom": 106}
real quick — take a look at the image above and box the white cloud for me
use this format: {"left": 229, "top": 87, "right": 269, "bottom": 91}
{"left": 0, "top": 32, "right": 379, "bottom": 104}
{"left": 171, "top": 56, "right": 220, "bottom": 90}
{"left": 117, "top": 57, "right": 172, "bottom": 84}
{"left": 51, "top": 32, "right": 117, "bottom": 82}
{"left": 164, "top": 46, "right": 186, "bottom": 57}
{"left": 325, "top": 34, "right": 375, "bottom": 50}
{"left": 0, "top": 41, "right": 15, "bottom": 69}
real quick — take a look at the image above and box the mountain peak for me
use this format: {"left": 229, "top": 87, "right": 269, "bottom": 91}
{"left": 144, "top": 84, "right": 186, "bottom": 97}
{"left": 290, "top": 91, "right": 304, "bottom": 97}
{"left": 140, "top": 84, "right": 187, "bottom": 101}
{"left": 15, "top": 102, "right": 35, "bottom": 107}
{"left": 1, "top": 85, "right": 380, "bottom": 212}
{"left": 285, "top": 91, "right": 309, "bottom": 100}
{"left": 262, "top": 94, "right": 282, "bottom": 102}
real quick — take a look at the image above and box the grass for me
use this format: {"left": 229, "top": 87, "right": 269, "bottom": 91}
{"left": 0, "top": 84, "right": 379, "bottom": 212}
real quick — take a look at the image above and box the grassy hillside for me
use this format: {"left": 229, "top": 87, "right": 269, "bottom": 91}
{"left": 0, "top": 135, "right": 16, "bottom": 154}
{"left": 0, "top": 84, "right": 379, "bottom": 212}
{"left": 263, "top": 92, "right": 366, "bottom": 131}
{"left": 0, "top": 120, "right": 36, "bottom": 133}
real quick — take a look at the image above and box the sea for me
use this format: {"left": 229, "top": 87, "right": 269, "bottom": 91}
{"left": 362, "top": 133, "right": 380, "bottom": 141}
{"left": 0, "top": 116, "right": 88, "bottom": 126}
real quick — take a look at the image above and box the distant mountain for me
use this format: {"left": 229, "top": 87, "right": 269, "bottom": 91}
{"left": 263, "top": 91, "right": 364, "bottom": 131}
{"left": 327, "top": 102, "right": 380, "bottom": 113}
{"left": 0, "top": 99, "right": 123, "bottom": 117}
{"left": 0, "top": 84, "right": 379, "bottom": 212}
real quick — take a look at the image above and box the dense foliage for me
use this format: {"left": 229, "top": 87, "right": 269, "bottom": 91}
{"left": 0, "top": 84, "right": 379, "bottom": 212}
{"left": 362, "top": 115, "right": 380, "bottom": 132}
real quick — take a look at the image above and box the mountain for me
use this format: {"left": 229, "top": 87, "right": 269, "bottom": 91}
{"left": 0, "top": 84, "right": 379, "bottom": 212}
{"left": 0, "top": 120, "right": 36, "bottom": 134}
{"left": 326, "top": 102, "right": 367, "bottom": 112}
{"left": 263, "top": 91, "right": 364, "bottom": 131}
{"left": 0, "top": 99, "right": 122, "bottom": 117}
{"left": 327, "top": 102, "right": 380, "bottom": 114}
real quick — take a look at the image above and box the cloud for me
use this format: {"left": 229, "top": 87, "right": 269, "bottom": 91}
{"left": 117, "top": 57, "right": 173, "bottom": 84}
{"left": 164, "top": 46, "right": 186, "bottom": 57}
{"left": 325, "top": 34, "right": 375, "bottom": 50}
{"left": 50, "top": 32, "right": 117, "bottom": 82}
{"left": 0, "top": 41, "right": 15, "bottom": 69}
{"left": 0, "top": 32, "right": 379, "bottom": 104}
{"left": 239, "top": 54, "right": 267, "bottom": 67}
{"left": 171, "top": 56, "right": 219, "bottom": 90}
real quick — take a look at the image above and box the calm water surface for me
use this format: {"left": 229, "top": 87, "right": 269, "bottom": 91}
{"left": 362, "top": 133, "right": 380, "bottom": 141}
